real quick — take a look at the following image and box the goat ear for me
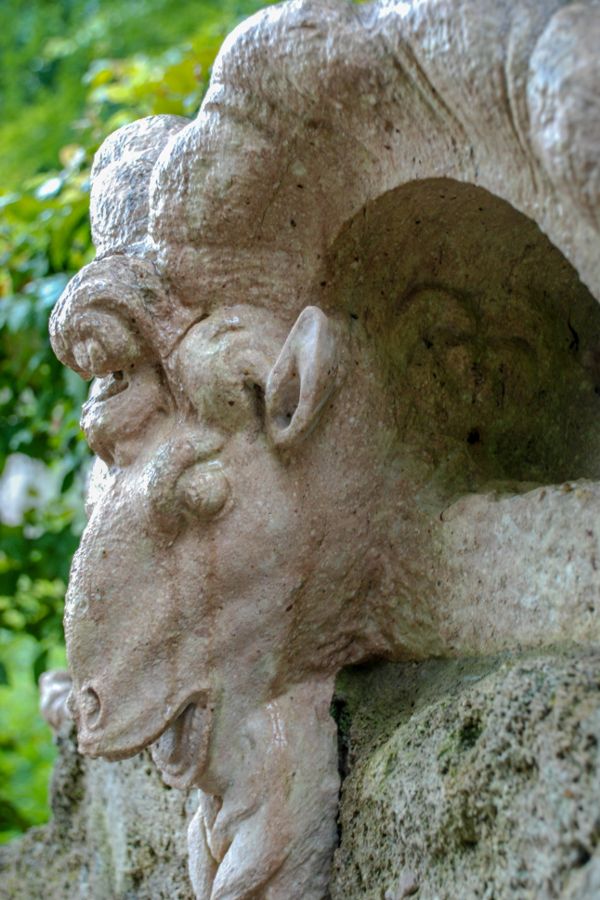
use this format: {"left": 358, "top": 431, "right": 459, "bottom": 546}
{"left": 265, "top": 306, "right": 338, "bottom": 450}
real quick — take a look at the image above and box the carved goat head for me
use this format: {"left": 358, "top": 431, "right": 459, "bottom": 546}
{"left": 48, "top": 0, "right": 600, "bottom": 898}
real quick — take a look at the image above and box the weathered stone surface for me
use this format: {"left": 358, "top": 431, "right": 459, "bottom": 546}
{"left": 35, "top": 0, "right": 600, "bottom": 896}
{"left": 0, "top": 724, "right": 195, "bottom": 900}
{"left": 332, "top": 650, "right": 600, "bottom": 900}
{"left": 6, "top": 650, "right": 600, "bottom": 899}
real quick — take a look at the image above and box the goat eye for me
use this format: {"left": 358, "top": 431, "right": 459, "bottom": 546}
{"left": 178, "top": 463, "right": 230, "bottom": 521}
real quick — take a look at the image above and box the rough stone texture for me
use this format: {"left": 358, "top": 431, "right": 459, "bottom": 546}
{"left": 0, "top": 724, "right": 196, "bottom": 900}
{"left": 332, "top": 650, "right": 600, "bottom": 900}
{"left": 6, "top": 651, "right": 600, "bottom": 899}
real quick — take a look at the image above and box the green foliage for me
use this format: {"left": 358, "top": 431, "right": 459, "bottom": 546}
{"left": 0, "top": 635, "right": 67, "bottom": 843}
{"left": 0, "top": 124, "right": 92, "bottom": 848}
{"left": 0, "top": 0, "right": 272, "bottom": 843}
{"left": 0, "top": 0, "right": 267, "bottom": 189}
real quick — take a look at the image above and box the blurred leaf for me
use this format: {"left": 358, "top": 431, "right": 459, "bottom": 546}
{"left": 0, "top": 799, "right": 29, "bottom": 832}
{"left": 32, "top": 649, "right": 48, "bottom": 684}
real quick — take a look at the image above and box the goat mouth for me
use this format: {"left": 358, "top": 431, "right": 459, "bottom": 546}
{"left": 150, "top": 700, "right": 212, "bottom": 789}
{"left": 88, "top": 370, "right": 129, "bottom": 404}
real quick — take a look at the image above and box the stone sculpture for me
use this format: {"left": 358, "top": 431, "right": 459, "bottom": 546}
{"left": 48, "top": 0, "right": 600, "bottom": 897}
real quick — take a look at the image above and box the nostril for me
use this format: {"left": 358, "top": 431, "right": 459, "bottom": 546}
{"left": 81, "top": 686, "right": 102, "bottom": 728}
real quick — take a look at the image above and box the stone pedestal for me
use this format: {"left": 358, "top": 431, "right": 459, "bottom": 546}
{"left": 332, "top": 650, "right": 600, "bottom": 899}
{"left": 4, "top": 650, "right": 600, "bottom": 898}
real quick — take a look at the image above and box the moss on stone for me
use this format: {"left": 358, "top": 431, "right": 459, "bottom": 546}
{"left": 332, "top": 649, "right": 600, "bottom": 899}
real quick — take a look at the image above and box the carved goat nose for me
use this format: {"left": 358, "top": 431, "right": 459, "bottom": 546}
{"left": 79, "top": 686, "right": 102, "bottom": 729}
